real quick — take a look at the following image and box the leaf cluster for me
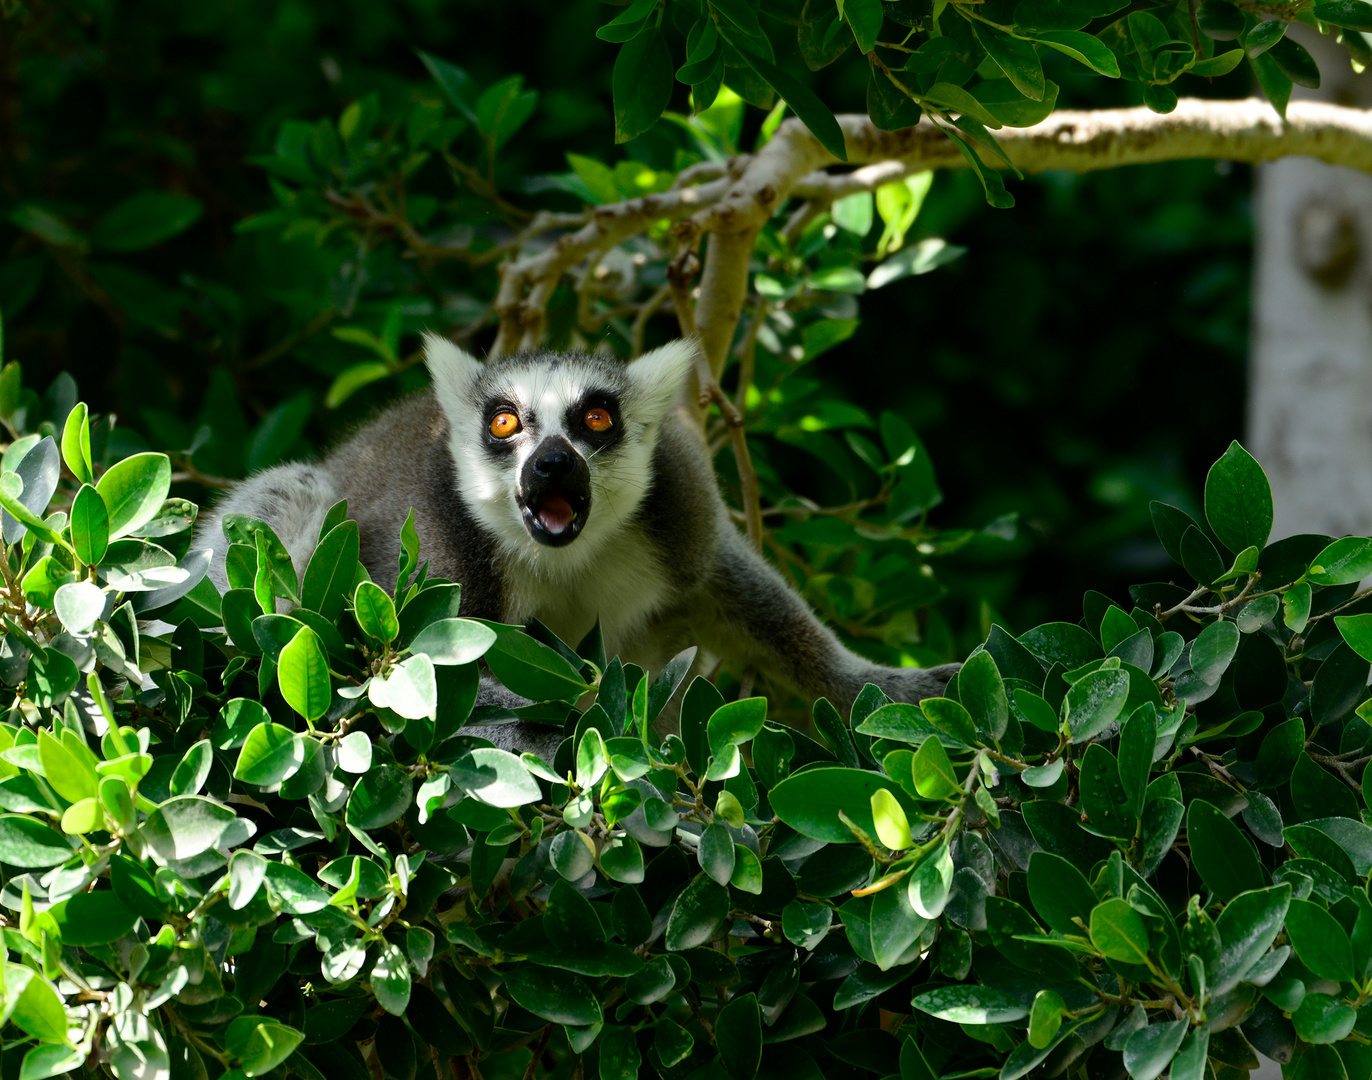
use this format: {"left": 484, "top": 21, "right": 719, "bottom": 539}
{"left": 595, "top": 0, "right": 1372, "bottom": 206}
{"left": 1, "top": 337, "right": 1372, "bottom": 1080}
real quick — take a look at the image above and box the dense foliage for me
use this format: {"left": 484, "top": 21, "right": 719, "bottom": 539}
{"left": 591, "top": 0, "right": 1371, "bottom": 202}
{"left": 5, "top": 349, "right": 1372, "bottom": 1080}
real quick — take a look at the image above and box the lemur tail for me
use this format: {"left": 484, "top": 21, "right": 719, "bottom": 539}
{"left": 197, "top": 463, "right": 341, "bottom": 596}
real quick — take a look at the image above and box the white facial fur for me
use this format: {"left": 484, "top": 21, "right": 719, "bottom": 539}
{"left": 425, "top": 335, "right": 696, "bottom": 582}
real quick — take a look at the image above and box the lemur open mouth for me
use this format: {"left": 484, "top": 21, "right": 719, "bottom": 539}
{"left": 523, "top": 488, "right": 590, "bottom": 546}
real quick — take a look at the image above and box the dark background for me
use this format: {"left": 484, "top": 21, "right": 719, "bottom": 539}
{"left": 0, "top": 0, "right": 1252, "bottom": 645}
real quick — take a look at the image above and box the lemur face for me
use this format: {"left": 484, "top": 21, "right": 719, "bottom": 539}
{"left": 478, "top": 375, "right": 624, "bottom": 548}
{"left": 426, "top": 337, "right": 695, "bottom": 564}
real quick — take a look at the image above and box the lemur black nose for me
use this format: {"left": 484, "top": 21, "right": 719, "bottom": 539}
{"left": 534, "top": 450, "right": 575, "bottom": 478}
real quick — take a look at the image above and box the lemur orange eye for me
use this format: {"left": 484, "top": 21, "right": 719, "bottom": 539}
{"left": 490, "top": 412, "right": 521, "bottom": 438}
{"left": 584, "top": 408, "right": 613, "bottom": 433}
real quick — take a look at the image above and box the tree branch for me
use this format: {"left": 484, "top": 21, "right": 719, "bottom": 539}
{"left": 491, "top": 97, "right": 1372, "bottom": 386}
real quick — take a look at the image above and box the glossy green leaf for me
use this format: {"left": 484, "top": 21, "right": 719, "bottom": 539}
{"left": 278, "top": 627, "right": 331, "bottom": 723}
{"left": 96, "top": 452, "right": 172, "bottom": 538}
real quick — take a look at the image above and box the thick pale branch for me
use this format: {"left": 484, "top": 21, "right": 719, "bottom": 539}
{"left": 493, "top": 97, "right": 1372, "bottom": 375}
{"left": 686, "top": 98, "right": 1372, "bottom": 376}
{"left": 492, "top": 177, "right": 732, "bottom": 354}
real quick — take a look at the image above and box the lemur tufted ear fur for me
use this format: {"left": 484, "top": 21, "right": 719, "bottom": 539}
{"left": 424, "top": 332, "right": 484, "bottom": 425}
{"left": 625, "top": 339, "right": 698, "bottom": 424}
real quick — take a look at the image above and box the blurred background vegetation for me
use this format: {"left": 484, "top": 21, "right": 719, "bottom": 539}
{"left": 1, "top": 0, "right": 1253, "bottom": 662}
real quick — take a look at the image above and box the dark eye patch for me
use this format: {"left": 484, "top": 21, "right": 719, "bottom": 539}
{"left": 482, "top": 397, "right": 529, "bottom": 451}
{"left": 568, "top": 392, "right": 622, "bottom": 448}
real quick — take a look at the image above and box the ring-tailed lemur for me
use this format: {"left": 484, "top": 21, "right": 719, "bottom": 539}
{"left": 199, "top": 336, "right": 957, "bottom": 756}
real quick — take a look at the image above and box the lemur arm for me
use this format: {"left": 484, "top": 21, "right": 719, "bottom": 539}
{"left": 698, "top": 526, "right": 958, "bottom": 711}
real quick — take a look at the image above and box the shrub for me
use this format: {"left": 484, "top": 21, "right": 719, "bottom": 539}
{"left": 3, "top": 366, "right": 1372, "bottom": 1080}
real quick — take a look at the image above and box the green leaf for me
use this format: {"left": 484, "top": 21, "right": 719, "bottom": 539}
{"left": 1028, "top": 990, "right": 1066, "bottom": 1049}
{"left": 53, "top": 580, "right": 105, "bottom": 635}
{"left": 613, "top": 28, "right": 673, "bottom": 143}
{"left": 1189, "top": 49, "right": 1245, "bottom": 76}
{"left": 225, "top": 1018, "right": 304, "bottom": 1077}
{"left": 551, "top": 830, "right": 595, "bottom": 880}
{"left": 409, "top": 618, "right": 496, "bottom": 665}
{"left": 770, "top": 766, "right": 921, "bottom": 842}
{"left": 353, "top": 581, "right": 398, "bottom": 644}
{"left": 92, "top": 192, "right": 203, "bottom": 251}
{"left": 369, "top": 653, "right": 437, "bottom": 720}
{"left": 96, "top": 452, "right": 172, "bottom": 538}
{"left": 415, "top": 51, "right": 478, "bottom": 124}
{"left": 170, "top": 739, "right": 213, "bottom": 798}
{"left": 599, "top": 1026, "right": 642, "bottom": 1080}
{"left": 866, "top": 238, "right": 965, "bottom": 288}
{"left": 0, "top": 813, "right": 75, "bottom": 867}
{"left": 1065, "top": 667, "right": 1129, "bottom": 743}
{"left": 504, "top": 964, "right": 602, "bottom": 1025}
{"left": 325, "top": 362, "right": 392, "bottom": 409}
{"left": 1251, "top": 51, "right": 1294, "bottom": 119}
{"left": 1292, "top": 993, "right": 1357, "bottom": 1043}
{"left": 1334, "top": 612, "right": 1372, "bottom": 661}
{"left": 1285, "top": 898, "right": 1354, "bottom": 983}
{"left": 740, "top": 53, "right": 847, "bottom": 161}
{"left": 715, "top": 994, "right": 762, "bottom": 1080}
{"left": 371, "top": 941, "right": 411, "bottom": 1016}
{"left": 1013, "top": 688, "right": 1059, "bottom": 733}
{"left": 1309, "top": 535, "right": 1372, "bottom": 585}
{"left": 6, "top": 968, "right": 68, "bottom": 1042}
{"left": 1033, "top": 30, "right": 1122, "bottom": 76}
{"left": 919, "top": 697, "right": 977, "bottom": 745}
{"left": 972, "top": 25, "right": 1045, "bottom": 101}
{"left": 451, "top": 748, "right": 542, "bottom": 807}
{"left": 1077, "top": 743, "right": 1133, "bottom": 840}
{"left": 49, "top": 890, "right": 136, "bottom": 945}
{"left": 1291, "top": 1046, "right": 1350, "bottom": 1080}
{"left": 235, "top": 722, "right": 306, "bottom": 786}
{"left": 596, "top": 0, "right": 658, "bottom": 42}
{"left": 1117, "top": 703, "right": 1156, "bottom": 819}
{"left": 1269, "top": 36, "right": 1321, "bottom": 89}
{"left": 706, "top": 696, "right": 768, "bottom": 762}
{"left": 908, "top": 838, "right": 953, "bottom": 919}
{"left": 475, "top": 75, "right": 538, "bottom": 149}
{"left": 1089, "top": 898, "right": 1151, "bottom": 963}
{"left": 1315, "top": 0, "right": 1372, "bottom": 29}
{"left": 922, "top": 82, "right": 1002, "bottom": 129}
{"left": 70, "top": 484, "right": 109, "bottom": 566}
{"left": 729, "top": 845, "right": 762, "bottom": 894}
{"left": 911, "top": 736, "right": 960, "bottom": 800}
{"left": 1020, "top": 621, "right": 1102, "bottom": 669}
{"left": 481, "top": 623, "right": 588, "bottom": 701}
{"left": 843, "top": 0, "right": 882, "bottom": 52}
{"left": 1188, "top": 799, "right": 1265, "bottom": 902}
{"left": 911, "top": 985, "right": 1029, "bottom": 1024}
{"left": 666, "top": 873, "right": 729, "bottom": 950}
{"left": 600, "top": 834, "right": 645, "bottom": 883}
{"left": 139, "top": 796, "right": 241, "bottom": 863}
{"left": 301, "top": 520, "right": 360, "bottom": 621}
{"left": 347, "top": 764, "right": 412, "bottom": 828}
{"left": 1204, "top": 441, "right": 1273, "bottom": 553}
{"left": 1212, "top": 884, "right": 1291, "bottom": 995}
{"left": 958, "top": 649, "right": 1008, "bottom": 741}
{"left": 60, "top": 402, "right": 92, "bottom": 485}
{"left": 1123, "top": 1021, "right": 1188, "bottom": 1080}
{"left": 869, "top": 787, "right": 912, "bottom": 849}
{"left": 278, "top": 627, "right": 331, "bottom": 724}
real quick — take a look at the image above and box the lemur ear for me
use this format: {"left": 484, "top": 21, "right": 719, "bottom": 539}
{"left": 626, "top": 339, "right": 697, "bottom": 423}
{"left": 424, "top": 332, "right": 483, "bottom": 423}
